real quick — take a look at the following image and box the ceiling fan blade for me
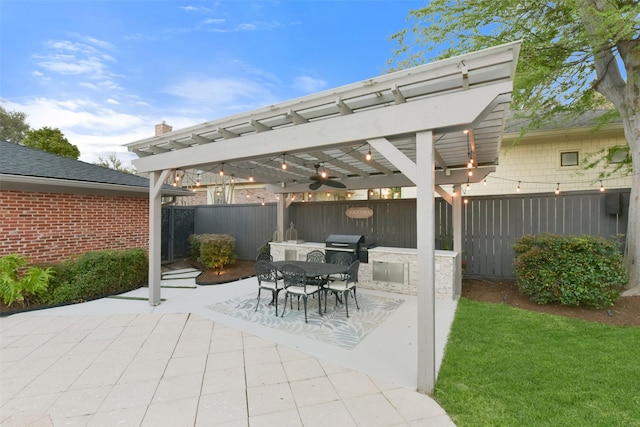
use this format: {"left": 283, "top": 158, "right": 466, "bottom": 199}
{"left": 324, "top": 180, "right": 346, "bottom": 189}
{"left": 308, "top": 181, "right": 322, "bottom": 190}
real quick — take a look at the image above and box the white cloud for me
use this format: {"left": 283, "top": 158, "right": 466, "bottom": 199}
{"left": 293, "top": 75, "right": 328, "bottom": 93}
{"left": 164, "top": 76, "right": 279, "bottom": 112}
{"left": 107, "top": 98, "right": 120, "bottom": 105}
{"left": 34, "top": 37, "right": 117, "bottom": 86}
{"left": 202, "top": 18, "right": 225, "bottom": 25}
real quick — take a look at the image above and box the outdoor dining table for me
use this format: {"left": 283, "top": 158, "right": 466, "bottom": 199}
{"left": 271, "top": 260, "right": 349, "bottom": 315}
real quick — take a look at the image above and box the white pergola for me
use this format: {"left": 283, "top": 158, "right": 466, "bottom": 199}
{"left": 125, "top": 41, "right": 521, "bottom": 394}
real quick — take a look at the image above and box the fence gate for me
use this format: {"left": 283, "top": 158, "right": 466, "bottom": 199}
{"left": 161, "top": 206, "right": 196, "bottom": 263}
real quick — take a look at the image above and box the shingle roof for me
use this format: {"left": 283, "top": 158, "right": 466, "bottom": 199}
{"left": 0, "top": 140, "right": 188, "bottom": 196}
{"left": 505, "top": 110, "right": 623, "bottom": 134}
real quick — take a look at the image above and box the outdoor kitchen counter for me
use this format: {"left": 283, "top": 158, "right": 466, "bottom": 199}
{"left": 270, "top": 242, "right": 460, "bottom": 300}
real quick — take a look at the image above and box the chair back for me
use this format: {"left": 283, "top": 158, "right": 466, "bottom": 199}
{"left": 256, "top": 252, "right": 273, "bottom": 262}
{"left": 281, "top": 264, "right": 307, "bottom": 289}
{"left": 306, "top": 250, "right": 326, "bottom": 263}
{"left": 256, "top": 260, "right": 277, "bottom": 285}
{"left": 329, "top": 252, "right": 352, "bottom": 266}
{"left": 346, "top": 260, "right": 360, "bottom": 283}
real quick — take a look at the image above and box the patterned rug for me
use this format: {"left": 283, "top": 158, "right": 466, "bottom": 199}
{"left": 207, "top": 291, "right": 404, "bottom": 350}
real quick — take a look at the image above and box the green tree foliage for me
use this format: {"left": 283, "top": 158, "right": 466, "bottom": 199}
{"left": 0, "top": 103, "right": 30, "bottom": 143}
{"left": 390, "top": 0, "right": 640, "bottom": 287}
{"left": 95, "top": 152, "right": 136, "bottom": 174}
{"left": 22, "top": 126, "right": 80, "bottom": 159}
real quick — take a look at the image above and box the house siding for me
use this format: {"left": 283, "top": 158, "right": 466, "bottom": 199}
{"left": 468, "top": 131, "right": 631, "bottom": 196}
{"left": 0, "top": 190, "right": 149, "bottom": 264}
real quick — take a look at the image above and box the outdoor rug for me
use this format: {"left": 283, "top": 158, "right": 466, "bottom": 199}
{"left": 207, "top": 292, "right": 404, "bottom": 350}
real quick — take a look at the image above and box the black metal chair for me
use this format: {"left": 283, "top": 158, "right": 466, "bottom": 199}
{"left": 328, "top": 252, "right": 352, "bottom": 280}
{"left": 281, "top": 264, "right": 321, "bottom": 323}
{"left": 306, "top": 250, "right": 326, "bottom": 263}
{"left": 324, "top": 260, "right": 360, "bottom": 317}
{"left": 255, "top": 260, "right": 283, "bottom": 315}
{"left": 256, "top": 252, "right": 273, "bottom": 262}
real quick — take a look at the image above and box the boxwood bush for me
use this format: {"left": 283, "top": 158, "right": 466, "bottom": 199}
{"left": 46, "top": 248, "right": 148, "bottom": 304}
{"left": 189, "top": 233, "right": 236, "bottom": 271}
{"left": 513, "top": 234, "right": 627, "bottom": 308}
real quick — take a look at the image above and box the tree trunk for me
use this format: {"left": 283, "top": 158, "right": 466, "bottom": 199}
{"left": 578, "top": 0, "right": 640, "bottom": 288}
{"left": 622, "top": 115, "right": 639, "bottom": 288}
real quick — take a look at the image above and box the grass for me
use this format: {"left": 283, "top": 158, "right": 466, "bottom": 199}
{"left": 435, "top": 298, "right": 640, "bottom": 427}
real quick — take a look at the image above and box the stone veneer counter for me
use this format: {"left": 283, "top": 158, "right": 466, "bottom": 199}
{"left": 270, "top": 242, "right": 460, "bottom": 300}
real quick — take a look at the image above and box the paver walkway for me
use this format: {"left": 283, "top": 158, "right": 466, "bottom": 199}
{"left": 0, "top": 273, "right": 457, "bottom": 426}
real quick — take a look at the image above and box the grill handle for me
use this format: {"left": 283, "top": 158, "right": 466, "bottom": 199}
{"left": 329, "top": 243, "right": 350, "bottom": 247}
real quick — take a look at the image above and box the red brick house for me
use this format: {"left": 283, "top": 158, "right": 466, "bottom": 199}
{"left": 0, "top": 141, "right": 188, "bottom": 265}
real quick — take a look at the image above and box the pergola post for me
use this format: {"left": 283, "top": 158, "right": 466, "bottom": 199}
{"left": 453, "top": 184, "right": 463, "bottom": 296}
{"left": 416, "top": 130, "right": 436, "bottom": 394}
{"left": 148, "top": 169, "right": 171, "bottom": 306}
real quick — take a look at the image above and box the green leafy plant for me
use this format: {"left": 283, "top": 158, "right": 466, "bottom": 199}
{"left": 190, "top": 234, "right": 236, "bottom": 273}
{"left": 513, "top": 234, "right": 627, "bottom": 308}
{"left": 0, "top": 254, "right": 53, "bottom": 307}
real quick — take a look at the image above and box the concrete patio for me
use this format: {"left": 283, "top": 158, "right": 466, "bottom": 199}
{"left": 0, "top": 269, "right": 458, "bottom": 426}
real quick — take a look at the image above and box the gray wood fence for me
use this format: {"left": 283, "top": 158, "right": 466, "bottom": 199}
{"left": 162, "top": 189, "right": 629, "bottom": 278}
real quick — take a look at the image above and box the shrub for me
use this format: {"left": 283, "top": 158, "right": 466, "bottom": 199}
{"left": 0, "top": 254, "right": 54, "bottom": 307}
{"left": 190, "top": 234, "right": 236, "bottom": 271}
{"left": 46, "top": 248, "right": 148, "bottom": 305}
{"left": 513, "top": 234, "right": 628, "bottom": 308}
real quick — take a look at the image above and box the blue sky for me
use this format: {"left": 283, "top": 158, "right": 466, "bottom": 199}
{"left": 1, "top": 0, "right": 426, "bottom": 166}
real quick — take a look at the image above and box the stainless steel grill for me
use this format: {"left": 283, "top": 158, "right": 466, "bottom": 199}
{"left": 325, "top": 234, "right": 374, "bottom": 263}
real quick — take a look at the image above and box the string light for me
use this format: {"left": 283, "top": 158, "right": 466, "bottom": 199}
{"left": 600, "top": 181, "right": 605, "bottom": 192}
{"left": 365, "top": 144, "right": 372, "bottom": 161}
{"left": 281, "top": 154, "right": 287, "bottom": 170}
{"left": 555, "top": 183, "right": 560, "bottom": 195}
{"left": 248, "top": 170, "right": 254, "bottom": 182}
{"left": 195, "top": 172, "right": 201, "bottom": 187}
{"left": 516, "top": 181, "right": 521, "bottom": 192}
{"left": 483, "top": 178, "right": 487, "bottom": 186}
{"left": 464, "top": 198, "right": 469, "bottom": 204}
{"left": 219, "top": 163, "right": 224, "bottom": 176}
{"left": 230, "top": 174, "right": 235, "bottom": 183}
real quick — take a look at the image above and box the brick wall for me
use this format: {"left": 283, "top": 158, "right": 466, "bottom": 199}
{"left": 0, "top": 190, "right": 149, "bottom": 265}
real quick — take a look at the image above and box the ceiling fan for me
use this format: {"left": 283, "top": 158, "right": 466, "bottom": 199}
{"left": 308, "top": 164, "right": 346, "bottom": 190}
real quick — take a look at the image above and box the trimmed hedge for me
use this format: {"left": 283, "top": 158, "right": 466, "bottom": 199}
{"left": 513, "top": 234, "right": 627, "bottom": 308}
{"left": 46, "top": 248, "right": 148, "bottom": 304}
{"left": 189, "top": 234, "right": 236, "bottom": 271}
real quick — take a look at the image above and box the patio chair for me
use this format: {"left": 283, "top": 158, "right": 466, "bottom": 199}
{"left": 306, "top": 250, "right": 326, "bottom": 263}
{"left": 281, "top": 264, "right": 321, "bottom": 323}
{"left": 328, "top": 251, "right": 352, "bottom": 280}
{"left": 255, "top": 260, "right": 283, "bottom": 316}
{"left": 256, "top": 252, "right": 273, "bottom": 262}
{"left": 324, "top": 260, "right": 360, "bottom": 318}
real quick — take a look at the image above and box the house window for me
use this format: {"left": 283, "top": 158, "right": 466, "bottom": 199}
{"left": 609, "top": 146, "right": 629, "bottom": 164}
{"left": 560, "top": 150, "right": 579, "bottom": 167}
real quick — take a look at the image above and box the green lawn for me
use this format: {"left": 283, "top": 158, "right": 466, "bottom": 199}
{"left": 434, "top": 298, "right": 640, "bottom": 427}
